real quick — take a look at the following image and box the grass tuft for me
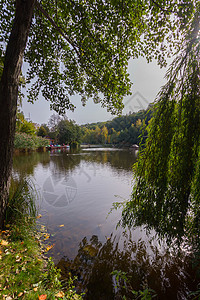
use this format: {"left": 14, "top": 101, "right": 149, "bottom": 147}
{"left": 6, "top": 178, "right": 37, "bottom": 226}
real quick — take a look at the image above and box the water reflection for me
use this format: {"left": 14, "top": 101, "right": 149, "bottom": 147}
{"left": 13, "top": 149, "right": 137, "bottom": 178}
{"left": 12, "top": 148, "right": 135, "bottom": 260}
{"left": 12, "top": 149, "right": 199, "bottom": 299}
{"left": 13, "top": 151, "right": 50, "bottom": 177}
{"left": 57, "top": 232, "right": 197, "bottom": 300}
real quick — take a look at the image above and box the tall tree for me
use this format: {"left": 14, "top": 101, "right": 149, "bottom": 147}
{"left": 0, "top": 0, "right": 197, "bottom": 228}
{"left": 37, "top": 123, "right": 49, "bottom": 137}
{"left": 0, "top": 0, "right": 35, "bottom": 228}
{"left": 48, "top": 114, "right": 62, "bottom": 132}
{"left": 57, "top": 119, "right": 81, "bottom": 145}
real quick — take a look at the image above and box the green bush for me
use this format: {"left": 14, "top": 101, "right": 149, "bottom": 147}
{"left": 14, "top": 132, "right": 49, "bottom": 150}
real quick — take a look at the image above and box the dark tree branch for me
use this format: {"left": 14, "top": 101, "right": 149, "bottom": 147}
{"left": 151, "top": 0, "right": 172, "bottom": 13}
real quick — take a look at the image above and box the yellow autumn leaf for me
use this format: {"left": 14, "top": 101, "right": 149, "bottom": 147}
{"left": 33, "top": 287, "right": 38, "bottom": 292}
{"left": 59, "top": 224, "right": 64, "bottom": 227}
{"left": 55, "top": 291, "right": 65, "bottom": 298}
{"left": 1, "top": 240, "right": 8, "bottom": 246}
{"left": 44, "top": 234, "right": 50, "bottom": 240}
{"left": 36, "top": 214, "right": 42, "bottom": 219}
{"left": 18, "top": 292, "right": 23, "bottom": 297}
{"left": 45, "top": 244, "right": 55, "bottom": 252}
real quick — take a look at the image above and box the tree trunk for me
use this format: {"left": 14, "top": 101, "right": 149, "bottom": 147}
{"left": 0, "top": 0, "right": 35, "bottom": 229}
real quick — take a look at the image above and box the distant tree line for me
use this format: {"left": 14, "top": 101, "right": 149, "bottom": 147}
{"left": 16, "top": 106, "right": 153, "bottom": 148}
{"left": 81, "top": 106, "right": 153, "bottom": 146}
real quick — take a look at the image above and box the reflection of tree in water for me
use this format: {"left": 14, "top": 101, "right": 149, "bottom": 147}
{"left": 50, "top": 152, "right": 81, "bottom": 172}
{"left": 57, "top": 233, "right": 198, "bottom": 300}
{"left": 49, "top": 152, "right": 81, "bottom": 183}
{"left": 79, "top": 149, "right": 137, "bottom": 173}
{"left": 13, "top": 152, "right": 50, "bottom": 177}
{"left": 41, "top": 149, "right": 137, "bottom": 185}
{"left": 13, "top": 151, "right": 81, "bottom": 182}
{"left": 13, "top": 149, "right": 137, "bottom": 182}
{"left": 13, "top": 150, "right": 199, "bottom": 298}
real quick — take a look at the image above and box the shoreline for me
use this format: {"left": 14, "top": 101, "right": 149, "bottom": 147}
{"left": 0, "top": 217, "right": 83, "bottom": 299}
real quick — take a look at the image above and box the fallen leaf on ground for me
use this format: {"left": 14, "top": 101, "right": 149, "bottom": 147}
{"left": 59, "top": 225, "right": 64, "bottom": 227}
{"left": 45, "top": 244, "right": 55, "bottom": 252}
{"left": 44, "top": 234, "right": 50, "bottom": 240}
{"left": 36, "top": 214, "right": 42, "bottom": 219}
{"left": 1, "top": 240, "right": 8, "bottom": 246}
{"left": 18, "top": 292, "right": 23, "bottom": 297}
{"left": 38, "top": 295, "right": 47, "bottom": 300}
{"left": 33, "top": 282, "right": 39, "bottom": 287}
{"left": 16, "top": 255, "right": 21, "bottom": 262}
{"left": 55, "top": 291, "right": 65, "bottom": 298}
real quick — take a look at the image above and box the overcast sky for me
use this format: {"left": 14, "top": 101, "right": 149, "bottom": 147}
{"left": 22, "top": 57, "right": 169, "bottom": 125}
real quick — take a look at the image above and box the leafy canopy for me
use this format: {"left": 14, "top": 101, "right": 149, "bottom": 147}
{"left": 0, "top": 0, "right": 196, "bottom": 115}
{"left": 57, "top": 119, "right": 81, "bottom": 145}
{"left": 119, "top": 5, "right": 200, "bottom": 246}
{"left": 1, "top": 0, "right": 200, "bottom": 245}
{"left": 16, "top": 111, "right": 36, "bottom": 135}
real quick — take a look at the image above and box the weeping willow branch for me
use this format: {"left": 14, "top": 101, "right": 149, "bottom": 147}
{"left": 119, "top": 8, "right": 200, "bottom": 245}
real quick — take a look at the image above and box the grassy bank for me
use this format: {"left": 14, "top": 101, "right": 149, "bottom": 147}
{"left": 0, "top": 180, "right": 83, "bottom": 300}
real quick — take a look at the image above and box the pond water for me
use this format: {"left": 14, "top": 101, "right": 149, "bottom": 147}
{"left": 13, "top": 148, "right": 198, "bottom": 299}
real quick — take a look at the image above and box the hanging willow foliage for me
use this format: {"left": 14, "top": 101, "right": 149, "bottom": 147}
{"left": 119, "top": 8, "right": 200, "bottom": 245}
